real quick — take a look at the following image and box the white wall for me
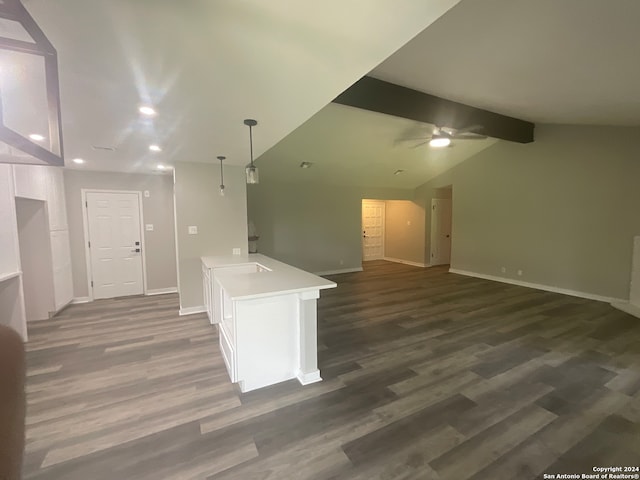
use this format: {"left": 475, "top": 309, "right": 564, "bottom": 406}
{"left": 174, "top": 163, "right": 248, "bottom": 310}
{"left": 415, "top": 124, "right": 640, "bottom": 301}
{"left": 64, "top": 170, "right": 177, "bottom": 299}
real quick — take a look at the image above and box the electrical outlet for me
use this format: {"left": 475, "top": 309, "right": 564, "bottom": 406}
{"left": 339, "top": 259, "right": 344, "bottom": 265}
{"left": 144, "top": 190, "right": 150, "bottom": 198}
{"left": 188, "top": 226, "right": 198, "bottom": 235}
{"left": 145, "top": 224, "right": 154, "bottom": 231}
{"left": 232, "top": 248, "right": 241, "bottom": 255}
{"left": 501, "top": 266, "right": 506, "bottom": 273}
{"left": 517, "top": 269, "right": 523, "bottom": 276}
{"left": 407, "top": 220, "right": 411, "bottom": 226}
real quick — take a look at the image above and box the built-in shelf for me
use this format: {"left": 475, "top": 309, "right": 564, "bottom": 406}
{"left": 0, "top": 271, "right": 22, "bottom": 283}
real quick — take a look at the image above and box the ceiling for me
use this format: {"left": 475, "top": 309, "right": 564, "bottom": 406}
{"left": 256, "top": 103, "right": 497, "bottom": 189}
{"left": 372, "top": 0, "right": 640, "bottom": 126}
{"left": 16, "top": 0, "right": 460, "bottom": 173}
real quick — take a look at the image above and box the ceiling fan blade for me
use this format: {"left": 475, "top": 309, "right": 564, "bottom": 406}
{"left": 410, "top": 140, "right": 430, "bottom": 149}
{"left": 453, "top": 133, "right": 488, "bottom": 140}
{"left": 455, "top": 124, "right": 484, "bottom": 135}
{"left": 394, "top": 136, "right": 432, "bottom": 147}
{"left": 395, "top": 136, "right": 431, "bottom": 142}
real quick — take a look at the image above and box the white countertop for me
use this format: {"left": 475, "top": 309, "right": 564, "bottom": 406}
{"left": 201, "top": 254, "right": 337, "bottom": 300}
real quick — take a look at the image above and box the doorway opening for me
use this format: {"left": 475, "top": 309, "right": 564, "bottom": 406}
{"left": 430, "top": 186, "right": 453, "bottom": 266}
{"left": 15, "top": 198, "right": 55, "bottom": 321}
{"left": 82, "top": 190, "right": 146, "bottom": 300}
{"left": 361, "top": 199, "right": 385, "bottom": 261}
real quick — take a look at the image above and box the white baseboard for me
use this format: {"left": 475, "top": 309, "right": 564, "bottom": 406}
{"left": 611, "top": 301, "right": 640, "bottom": 319}
{"left": 179, "top": 305, "right": 206, "bottom": 316}
{"left": 297, "top": 370, "right": 323, "bottom": 386}
{"left": 448, "top": 268, "right": 626, "bottom": 304}
{"left": 146, "top": 287, "right": 178, "bottom": 296}
{"left": 383, "top": 257, "right": 430, "bottom": 268}
{"left": 71, "top": 297, "right": 91, "bottom": 304}
{"left": 314, "top": 267, "right": 363, "bottom": 276}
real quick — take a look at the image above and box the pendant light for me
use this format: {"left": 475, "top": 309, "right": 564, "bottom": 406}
{"left": 244, "top": 119, "right": 259, "bottom": 184}
{"left": 217, "top": 155, "right": 226, "bottom": 196}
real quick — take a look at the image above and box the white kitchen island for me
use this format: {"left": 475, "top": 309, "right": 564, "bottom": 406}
{"left": 201, "top": 254, "right": 336, "bottom": 392}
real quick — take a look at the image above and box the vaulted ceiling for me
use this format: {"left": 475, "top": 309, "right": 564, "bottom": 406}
{"left": 15, "top": 0, "right": 640, "bottom": 184}
{"left": 256, "top": 103, "right": 497, "bottom": 189}
{"left": 257, "top": 0, "right": 640, "bottom": 189}
{"left": 372, "top": 0, "right": 640, "bottom": 126}
{"left": 19, "top": 0, "right": 461, "bottom": 173}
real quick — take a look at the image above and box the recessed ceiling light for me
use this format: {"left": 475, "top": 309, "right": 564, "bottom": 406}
{"left": 72, "top": 158, "right": 85, "bottom": 165}
{"left": 300, "top": 162, "right": 313, "bottom": 169}
{"left": 157, "top": 164, "right": 166, "bottom": 170}
{"left": 139, "top": 106, "right": 156, "bottom": 116}
{"left": 29, "top": 133, "right": 45, "bottom": 141}
{"left": 149, "top": 144, "right": 162, "bottom": 152}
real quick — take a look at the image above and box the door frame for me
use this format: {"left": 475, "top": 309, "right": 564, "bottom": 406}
{"left": 361, "top": 199, "right": 386, "bottom": 261}
{"left": 81, "top": 189, "right": 148, "bottom": 301}
{"left": 430, "top": 197, "right": 452, "bottom": 266}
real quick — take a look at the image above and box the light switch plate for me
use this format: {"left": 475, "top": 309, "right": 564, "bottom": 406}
{"left": 188, "top": 226, "right": 198, "bottom": 235}
{"left": 144, "top": 190, "right": 150, "bottom": 198}
{"left": 232, "top": 248, "right": 241, "bottom": 255}
{"left": 145, "top": 224, "right": 154, "bottom": 231}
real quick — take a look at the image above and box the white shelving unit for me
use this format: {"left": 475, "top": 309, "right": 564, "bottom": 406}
{"left": 0, "top": 165, "right": 27, "bottom": 339}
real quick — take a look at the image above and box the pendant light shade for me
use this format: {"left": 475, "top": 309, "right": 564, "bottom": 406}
{"left": 217, "top": 155, "right": 226, "bottom": 196}
{"left": 244, "top": 119, "right": 259, "bottom": 184}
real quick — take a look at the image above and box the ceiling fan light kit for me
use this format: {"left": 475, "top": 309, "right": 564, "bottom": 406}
{"left": 397, "top": 124, "right": 487, "bottom": 149}
{"left": 429, "top": 136, "right": 451, "bottom": 148}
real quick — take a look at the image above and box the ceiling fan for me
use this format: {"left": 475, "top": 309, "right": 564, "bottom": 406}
{"left": 396, "top": 125, "right": 487, "bottom": 149}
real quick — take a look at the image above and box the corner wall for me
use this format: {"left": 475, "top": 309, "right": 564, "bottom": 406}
{"left": 415, "top": 124, "right": 640, "bottom": 301}
{"left": 247, "top": 180, "right": 413, "bottom": 273}
{"left": 173, "top": 162, "right": 248, "bottom": 310}
{"left": 384, "top": 200, "right": 426, "bottom": 265}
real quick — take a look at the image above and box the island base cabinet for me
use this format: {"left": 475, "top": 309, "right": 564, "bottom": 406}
{"left": 219, "top": 324, "right": 237, "bottom": 383}
{"left": 229, "top": 295, "right": 300, "bottom": 393}
{"left": 203, "top": 254, "right": 336, "bottom": 392}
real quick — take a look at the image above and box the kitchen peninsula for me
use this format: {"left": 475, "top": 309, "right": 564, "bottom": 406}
{"left": 201, "top": 254, "right": 336, "bottom": 392}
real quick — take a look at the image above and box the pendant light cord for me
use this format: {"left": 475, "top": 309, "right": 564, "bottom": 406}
{"left": 249, "top": 125, "right": 255, "bottom": 168}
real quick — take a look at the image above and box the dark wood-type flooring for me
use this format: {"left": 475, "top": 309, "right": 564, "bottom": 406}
{"left": 22, "top": 261, "right": 640, "bottom": 479}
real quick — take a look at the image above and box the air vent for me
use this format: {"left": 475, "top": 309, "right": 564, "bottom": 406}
{"left": 92, "top": 145, "right": 116, "bottom": 151}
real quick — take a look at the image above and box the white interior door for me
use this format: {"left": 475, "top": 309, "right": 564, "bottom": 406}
{"left": 430, "top": 198, "right": 452, "bottom": 266}
{"left": 362, "top": 200, "right": 385, "bottom": 261}
{"left": 86, "top": 192, "right": 144, "bottom": 299}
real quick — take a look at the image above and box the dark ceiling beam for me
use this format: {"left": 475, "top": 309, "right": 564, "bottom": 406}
{"left": 333, "top": 76, "right": 534, "bottom": 143}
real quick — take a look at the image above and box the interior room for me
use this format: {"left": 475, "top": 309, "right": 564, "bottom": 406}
{"left": 0, "top": 0, "right": 639, "bottom": 478}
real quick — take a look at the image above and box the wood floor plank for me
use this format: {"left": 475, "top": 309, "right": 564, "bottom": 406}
{"left": 21, "top": 261, "right": 640, "bottom": 479}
